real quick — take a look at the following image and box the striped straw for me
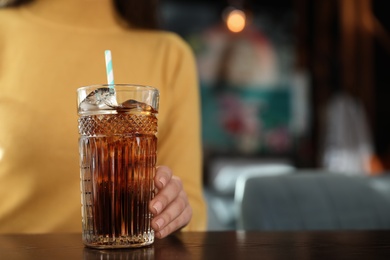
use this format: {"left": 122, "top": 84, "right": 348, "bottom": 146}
{"left": 104, "top": 50, "right": 115, "bottom": 87}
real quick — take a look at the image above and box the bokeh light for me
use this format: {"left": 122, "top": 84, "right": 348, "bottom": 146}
{"left": 226, "top": 9, "right": 246, "bottom": 33}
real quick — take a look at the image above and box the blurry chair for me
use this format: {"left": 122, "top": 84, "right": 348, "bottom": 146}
{"left": 235, "top": 170, "right": 390, "bottom": 230}
{"left": 205, "top": 160, "right": 294, "bottom": 230}
{"left": 213, "top": 164, "right": 295, "bottom": 195}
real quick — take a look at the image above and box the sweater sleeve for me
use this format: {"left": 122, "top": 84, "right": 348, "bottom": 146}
{"left": 156, "top": 34, "right": 207, "bottom": 231}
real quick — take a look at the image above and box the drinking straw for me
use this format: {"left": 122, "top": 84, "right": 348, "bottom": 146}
{"left": 105, "top": 50, "right": 115, "bottom": 87}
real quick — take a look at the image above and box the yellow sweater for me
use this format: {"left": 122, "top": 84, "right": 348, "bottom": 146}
{"left": 0, "top": 0, "right": 206, "bottom": 233}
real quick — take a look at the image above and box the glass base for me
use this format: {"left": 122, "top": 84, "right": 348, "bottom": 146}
{"left": 83, "top": 231, "right": 154, "bottom": 249}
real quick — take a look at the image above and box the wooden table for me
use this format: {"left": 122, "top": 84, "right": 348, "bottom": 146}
{"left": 1, "top": 231, "right": 390, "bottom": 259}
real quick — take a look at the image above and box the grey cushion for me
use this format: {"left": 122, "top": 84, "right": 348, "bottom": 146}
{"left": 235, "top": 171, "right": 390, "bottom": 230}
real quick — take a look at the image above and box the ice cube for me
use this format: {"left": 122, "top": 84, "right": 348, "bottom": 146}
{"left": 119, "top": 99, "right": 154, "bottom": 112}
{"left": 79, "top": 87, "right": 118, "bottom": 112}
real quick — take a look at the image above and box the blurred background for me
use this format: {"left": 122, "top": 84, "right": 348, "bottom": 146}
{"left": 158, "top": 0, "right": 390, "bottom": 230}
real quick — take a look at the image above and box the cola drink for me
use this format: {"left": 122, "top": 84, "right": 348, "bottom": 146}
{"left": 77, "top": 85, "right": 159, "bottom": 249}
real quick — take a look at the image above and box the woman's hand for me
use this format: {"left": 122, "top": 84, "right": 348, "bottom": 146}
{"left": 149, "top": 166, "right": 192, "bottom": 239}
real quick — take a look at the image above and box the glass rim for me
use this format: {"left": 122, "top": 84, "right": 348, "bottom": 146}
{"left": 77, "top": 84, "right": 158, "bottom": 92}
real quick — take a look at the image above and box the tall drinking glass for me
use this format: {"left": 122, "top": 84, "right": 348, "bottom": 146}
{"left": 77, "top": 84, "right": 159, "bottom": 249}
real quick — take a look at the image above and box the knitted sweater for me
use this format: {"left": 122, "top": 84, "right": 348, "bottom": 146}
{"left": 0, "top": 0, "right": 206, "bottom": 233}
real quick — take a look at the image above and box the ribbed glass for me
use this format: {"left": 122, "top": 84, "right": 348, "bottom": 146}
{"left": 79, "top": 113, "right": 157, "bottom": 248}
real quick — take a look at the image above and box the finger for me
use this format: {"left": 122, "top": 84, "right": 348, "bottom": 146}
{"left": 149, "top": 176, "right": 183, "bottom": 215}
{"left": 151, "top": 189, "right": 188, "bottom": 232}
{"left": 155, "top": 166, "right": 172, "bottom": 190}
{"left": 155, "top": 203, "right": 193, "bottom": 239}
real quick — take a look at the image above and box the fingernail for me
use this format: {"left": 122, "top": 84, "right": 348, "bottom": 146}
{"left": 159, "top": 177, "right": 166, "bottom": 187}
{"left": 153, "top": 201, "right": 163, "bottom": 214}
{"left": 155, "top": 218, "right": 165, "bottom": 229}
